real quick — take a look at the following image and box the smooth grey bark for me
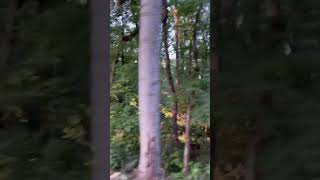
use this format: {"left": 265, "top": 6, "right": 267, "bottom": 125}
{"left": 137, "top": 0, "right": 162, "bottom": 179}
{"left": 90, "top": 0, "right": 109, "bottom": 179}
{"left": 182, "top": 99, "right": 192, "bottom": 174}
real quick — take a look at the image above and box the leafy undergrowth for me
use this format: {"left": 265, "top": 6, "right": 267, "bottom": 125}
{"left": 110, "top": 163, "right": 210, "bottom": 180}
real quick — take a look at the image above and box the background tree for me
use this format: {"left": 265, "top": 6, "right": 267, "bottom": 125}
{"left": 162, "top": 0, "right": 180, "bottom": 149}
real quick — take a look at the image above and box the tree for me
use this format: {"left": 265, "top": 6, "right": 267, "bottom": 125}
{"left": 182, "top": 97, "right": 192, "bottom": 174}
{"left": 90, "top": 0, "right": 109, "bottom": 179}
{"left": 162, "top": 0, "right": 180, "bottom": 149}
{"left": 109, "top": 0, "right": 210, "bottom": 178}
{"left": 182, "top": 4, "right": 202, "bottom": 174}
{"left": 173, "top": 5, "right": 181, "bottom": 86}
{"left": 136, "top": 0, "right": 163, "bottom": 179}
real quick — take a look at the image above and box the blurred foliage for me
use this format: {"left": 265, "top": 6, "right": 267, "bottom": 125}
{"left": 0, "top": 0, "right": 90, "bottom": 179}
{"left": 215, "top": 0, "right": 320, "bottom": 179}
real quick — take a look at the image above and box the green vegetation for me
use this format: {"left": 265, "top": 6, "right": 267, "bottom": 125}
{"left": 2, "top": 0, "right": 320, "bottom": 179}
{"left": 110, "top": 0, "right": 209, "bottom": 179}
{"left": 0, "top": 1, "right": 90, "bottom": 179}
{"left": 214, "top": 0, "right": 320, "bottom": 179}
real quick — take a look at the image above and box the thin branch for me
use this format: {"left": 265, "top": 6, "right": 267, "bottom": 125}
{"left": 122, "top": 25, "right": 139, "bottom": 42}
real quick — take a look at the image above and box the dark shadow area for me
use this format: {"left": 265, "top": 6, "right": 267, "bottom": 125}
{"left": 0, "top": 0, "right": 91, "bottom": 179}
{"left": 213, "top": 0, "right": 320, "bottom": 179}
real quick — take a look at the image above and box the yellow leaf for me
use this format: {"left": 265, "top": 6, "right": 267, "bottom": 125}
{"left": 178, "top": 133, "right": 187, "bottom": 143}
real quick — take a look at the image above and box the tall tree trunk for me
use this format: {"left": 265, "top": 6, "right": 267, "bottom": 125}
{"left": 90, "top": 0, "right": 109, "bottom": 179}
{"left": 137, "top": 0, "right": 162, "bottom": 179}
{"left": 187, "top": 15, "right": 193, "bottom": 75}
{"left": 212, "top": 0, "right": 222, "bottom": 178}
{"left": 191, "top": 6, "right": 202, "bottom": 73}
{"left": 110, "top": 62, "right": 115, "bottom": 83}
{"left": 187, "top": 6, "right": 201, "bottom": 75}
{"left": 110, "top": 57, "right": 120, "bottom": 84}
{"left": 173, "top": 6, "right": 181, "bottom": 86}
{"left": 162, "top": 0, "right": 180, "bottom": 149}
{"left": 183, "top": 97, "right": 192, "bottom": 174}
{"left": 111, "top": 0, "right": 115, "bottom": 12}
{"left": 182, "top": 5, "right": 203, "bottom": 175}
{"left": 0, "top": 0, "right": 17, "bottom": 72}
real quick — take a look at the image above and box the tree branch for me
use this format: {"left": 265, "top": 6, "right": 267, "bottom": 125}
{"left": 122, "top": 26, "right": 139, "bottom": 42}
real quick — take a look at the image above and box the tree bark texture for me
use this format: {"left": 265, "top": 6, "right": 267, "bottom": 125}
{"left": 183, "top": 98, "right": 192, "bottom": 174}
{"left": 137, "top": 0, "right": 163, "bottom": 179}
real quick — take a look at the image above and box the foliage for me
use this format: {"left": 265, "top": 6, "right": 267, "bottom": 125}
{"left": 110, "top": 0, "right": 210, "bottom": 178}
{"left": 168, "top": 162, "right": 210, "bottom": 180}
{"left": 215, "top": 0, "right": 320, "bottom": 179}
{"left": 0, "top": 1, "right": 90, "bottom": 179}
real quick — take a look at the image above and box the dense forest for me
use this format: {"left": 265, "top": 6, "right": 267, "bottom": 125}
{"left": 110, "top": 0, "right": 210, "bottom": 179}
{"left": 1, "top": 0, "right": 320, "bottom": 179}
{"left": 0, "top": 0, "right": 210, "bottom": 179}
{"left": 0, "top": 0, "right": 91, "bottom": 179}
{"left": 214, "top": 0, "right": 320, "bottom": 179}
